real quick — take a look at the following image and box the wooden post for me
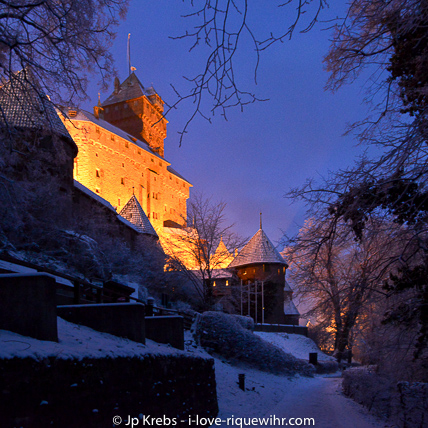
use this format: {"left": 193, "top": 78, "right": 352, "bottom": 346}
{"left": 240, "top": 279, "right": 243, "bottom": 316}
{"left": 262, "top": 281, "right": 264, "bottom": 324}
{"left": 255, "top": 281, "right": 258, "bottom": 324}
{"left": 73, "top": 280, "right": 81, "bottom": 304}
{"left": 247, "top": 281, "right": 250, "bottom": 317}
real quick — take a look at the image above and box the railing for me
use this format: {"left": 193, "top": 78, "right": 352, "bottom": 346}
{"left": 0, "top": 252, "right": 144, "bottom": 305}
{"left": 0, "top": 252, "right": 196, "bottom": 328}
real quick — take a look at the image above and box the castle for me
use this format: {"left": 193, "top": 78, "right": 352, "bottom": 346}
{"left": 58, "top": 72, "right": 299, "bottom": 324}
{"left": 60, "top": 73, "right": 191, "bottom": 234}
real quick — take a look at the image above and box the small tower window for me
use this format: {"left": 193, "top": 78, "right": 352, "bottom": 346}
{"left": 122, "top": 163, "right": 125, "bottom": 167}
{"left": 125, "top": 141, "right": 129, "bottom": 148}
{"left": 121, "top": 178, "right": 124, "bottom": 185}
{"left": 111, "top": 134, "right": 115, "bottom": 141}
{"left": 96, "top": 169, "right": 100, "bottom": 178}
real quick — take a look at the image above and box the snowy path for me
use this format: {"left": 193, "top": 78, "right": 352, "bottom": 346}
{"left": 214, "top": 375, "right": 387, "bottom": 428}
{"left": 263, "top": 375, "right": 385, "bottom": 428}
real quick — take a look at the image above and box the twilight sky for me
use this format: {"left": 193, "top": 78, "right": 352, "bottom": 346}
{"left": 82, "top": 1, "right": 371, "bottom": 247}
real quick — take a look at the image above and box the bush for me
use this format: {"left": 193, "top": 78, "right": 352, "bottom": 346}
{"left": 194, "top": 311, "right": 314, "bottom": 376}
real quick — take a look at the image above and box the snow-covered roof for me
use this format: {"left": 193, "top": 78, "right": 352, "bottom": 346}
{"left": 101, "top": 73, "right": 154, "bottom": 107}
{"left": 229, "top": 228, "right": 287, "bottom": 268}
{"left": 283, "top": 300, "right": 300, "bottom": 316}
{"left": 64, "top": 108, "right": 164, "bottom": 160}
{"left": 284, "top": 280, "right": 292, "bottom": 292}
{"left": 0, "top": 69, "right": 73, "bottom": 140}
{"left": 119, "top": 195, "right": 158, "bottom": 238}
{"left": 167, "top": 166, "right": 192, "bottom": 186}
{"left": 73, "top": 180, "right": 116, "bottom": 212}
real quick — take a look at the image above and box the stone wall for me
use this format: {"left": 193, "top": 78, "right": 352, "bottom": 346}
{"left": 0, "top": 354, "right": 218, "bottom": 428}
{"left": 62, "top": 116, "right": 190, "bottom": 229}
{"left": 145, "top": 316, "right": 184, "bottom": 350}
{"left": 57, "top": 303, "right": 146, "bottom": 344}
{"left": 0, "top": 273, "right": 58, "bottom": 341}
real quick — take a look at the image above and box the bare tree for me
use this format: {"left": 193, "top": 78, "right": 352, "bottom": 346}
{"left": 285, "top": 215, "right": 405, "bottom": 360}
{"left": 168, "top": 0, "right": 328, "bottom": 144}
{"left": 161, "top": 192, "right": 246, "bottom": 309}
{"left": 0, "top": 0, "right": 128, "bottom": 118}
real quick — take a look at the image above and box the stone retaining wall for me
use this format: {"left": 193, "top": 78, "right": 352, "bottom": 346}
{"left": 0, "top": 354, "right": 218, "bottom": 428}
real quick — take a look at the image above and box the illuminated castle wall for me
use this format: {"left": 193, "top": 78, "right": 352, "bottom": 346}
{"left": 60, "top": 73, "right": 191, "bottom": 232}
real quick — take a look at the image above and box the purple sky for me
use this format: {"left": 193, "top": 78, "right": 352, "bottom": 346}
{"left": 82, "top": 1, "right": 370, "bottom": 247}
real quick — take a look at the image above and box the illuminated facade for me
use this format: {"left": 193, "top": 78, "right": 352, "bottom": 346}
{"left": 60, "top": 73, "right": 191, "bottom": 233}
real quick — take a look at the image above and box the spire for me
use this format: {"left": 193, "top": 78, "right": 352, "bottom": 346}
{"left": 127, "top": 33, "right": 131, "bottom": 76}
{"left": 260, "top": 212, "right": 262, "bottom": 230}
{"left": 228, "top": 228, "right": 287, "bottom": 268}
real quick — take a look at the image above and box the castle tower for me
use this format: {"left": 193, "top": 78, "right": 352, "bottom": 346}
{"left": 100, "top": 73, "right": 167, "bottom": 157}
{"left": 229, "top": 227, "right": 299, "bottom": 325}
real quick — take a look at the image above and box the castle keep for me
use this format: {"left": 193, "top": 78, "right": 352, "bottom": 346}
{"left": 60, "top": 73, "right": 191, "bottom": 233}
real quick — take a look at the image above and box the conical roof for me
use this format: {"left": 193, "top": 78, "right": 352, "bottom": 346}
{"left": 212, "top": 237, "right": 234, "bottom": 269}
{"left": 228, "top": 228, "right": 287, "bottom": 268}
{"left": 0, "top": 69, "right": 72, "bottom": 139}
{"left": 119, "top": 195, "right": 158, "bottom": 238}
{"left": 101, "top": 73, "right": 146, "bottom": 106}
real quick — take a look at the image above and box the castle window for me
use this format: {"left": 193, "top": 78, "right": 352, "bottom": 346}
{"left": 141, "top": 173, "right": 144, "bottom": 177}
{"left": 278, "top": 269, "right": 281, "bottom": 275}
{"left": 95, "top": 153, "right": 98, "bottom": 157}
{"left": 138, "top": 149, "right": 141, "bottom": 155}
{"left": 111, "top": 134, "right": 115, "bottom": 141}
{"left": 170, "top": 175, "right": 172, "bottom": 180}
{"left": 121, "top": 178, "right": 124, "bottom": 185}
{"left": 151, "top": 158, "right": 154, "bottom": 162}
{"left": 122, "top": 163, "right": 125, "bottom": 167}
{"left": 226, "top": 280, "right": 229, "bottom": 286}
{"left": 96, "top": 127, "right": 100, "bottom": 134}
{"left": 159, "top": 161, "right": 162, "bottom": 167}
{"left": 96, "top": 169, "right": 100, "bottom": 178}
{"left": 129, "top": 213, "right": 132, "bottom": 218}
{"left": 213, "top": 281, "right": 216, "bottom": 287}
{"left": 95, "top": 188, "right": 100, "bottom": 194}
{"left": 154, "top": 177, "right": 157, "bottom": 181}
{"left": 125, "top": 141, "right": 129, "bottom": 148}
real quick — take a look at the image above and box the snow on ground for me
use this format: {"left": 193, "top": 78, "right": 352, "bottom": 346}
{"left": 255, "top": 331, "right": 336, "bottom": 362}
{"left": 0, "top": 317, "right": 196, "bottom": 361}
{"left": 185, "top": 330, "right": 386, "bottom": 427}
{"left": 1, "top": 323, "right": 386, "bottom": 427}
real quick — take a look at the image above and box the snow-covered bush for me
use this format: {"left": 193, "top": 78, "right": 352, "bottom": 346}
{"left": 343, "top": 367, "right": 428, "bottom": 427}
{"left": 193, "top": 312, "right": 314, "bottom": 376}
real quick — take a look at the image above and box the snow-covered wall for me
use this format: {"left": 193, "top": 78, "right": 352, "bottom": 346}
{"left": 0, "top": 354, "right": 217, "bottom": 427}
